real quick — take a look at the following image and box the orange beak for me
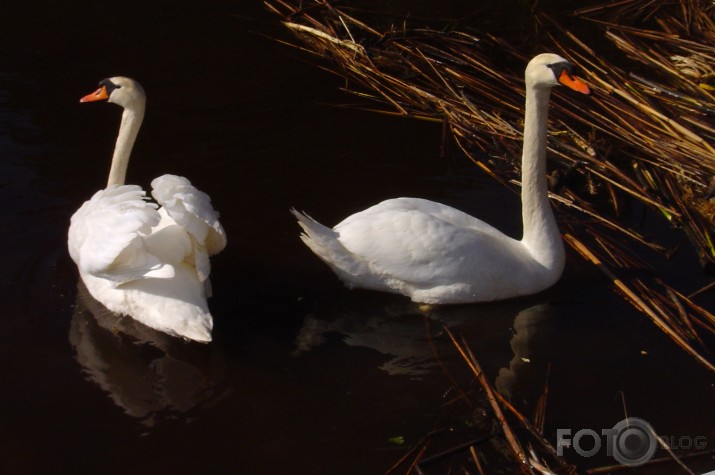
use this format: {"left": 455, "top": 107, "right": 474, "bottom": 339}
{"left": 559, "top": 69, "right": 590, "bottom": 95}
{"left": 80, "top": 85, "right": 109, "bottom": 103}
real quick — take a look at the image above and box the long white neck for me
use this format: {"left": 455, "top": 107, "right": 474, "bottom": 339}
{"left": 519, "top": 85, "right": 564, "bottom": 270}
{"left": 106, "top": 101, "right": 145, "bottom": 187}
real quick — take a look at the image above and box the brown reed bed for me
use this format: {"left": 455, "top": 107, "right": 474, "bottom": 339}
{"left": 265, "top": 0, "right": 715, "bottom": 371}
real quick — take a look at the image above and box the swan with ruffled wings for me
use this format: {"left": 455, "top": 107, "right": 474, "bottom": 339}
{"left": 68, "top": 77, "right": 226, "bottom": 342}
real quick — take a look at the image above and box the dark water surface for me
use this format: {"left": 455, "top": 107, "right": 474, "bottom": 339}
{"left": 1, "top": 1, "right": 713, "bottom": 474}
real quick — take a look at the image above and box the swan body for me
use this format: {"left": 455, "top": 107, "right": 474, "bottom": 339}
{"left": 68, "top": 77, "right": 226, "bottom": 342}
{"left": 293, "top": 54, "right": 590, "bottom": 304}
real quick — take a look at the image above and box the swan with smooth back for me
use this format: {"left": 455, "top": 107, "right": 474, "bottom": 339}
{"left": 293, "top": 53, "right": 590, "bottom": 304}
{"left": 68, "top": 77, "right": 227, "bottom": 342}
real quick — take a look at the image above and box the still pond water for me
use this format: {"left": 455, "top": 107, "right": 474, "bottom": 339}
{"left": 0, "top": 1, "right": 713, "bottom": 473}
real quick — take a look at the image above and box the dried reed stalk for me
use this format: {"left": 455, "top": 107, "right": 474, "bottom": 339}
{"left": 444, "top": 326, "right": 579, "bottom": 474}
{"left": 443, "top": 326, "right": 534, "bottom": 474}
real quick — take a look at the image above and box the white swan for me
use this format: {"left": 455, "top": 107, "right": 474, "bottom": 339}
{"left": 293, "top": 53, "right": 590, "bottom": 304}
{"left": 68, "top": 77, "right": 227, "bottom": 342}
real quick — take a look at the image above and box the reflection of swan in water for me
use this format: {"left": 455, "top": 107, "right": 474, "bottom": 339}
{"left": 294, "top": 290, "right": 557, "bottom": 399}
{"left": 294, "top": 306, "right": 441, "bottom": 376}
{"left": 293, "top": 293, "right": 549, "bottom": 378}
{"left": 69, "top": 280, "right": 227, "bottom": 426}
{"left": 495, "top": 304, "right": 553, "bottom": 403}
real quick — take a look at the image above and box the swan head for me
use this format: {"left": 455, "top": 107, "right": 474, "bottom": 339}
{"left": 526, "top": 53, "right": 590, "bottom": 94}
{"left": 79, "top": 76, "right": 146, "bottom": 109}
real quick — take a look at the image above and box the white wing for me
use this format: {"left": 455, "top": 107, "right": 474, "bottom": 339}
{"left": 151, "top": 174, "right": 227, "bottom": 281}
{"left": 68, "top": 185, "right": 175, "bottom": 284}
{"left": 335, "top": 198, "right": 528, "bottom": 285}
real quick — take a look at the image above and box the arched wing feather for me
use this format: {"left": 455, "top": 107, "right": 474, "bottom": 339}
{"left": 68, "top": 185, "right": 174, "bottom": 283}
{"left": 151, "top": 174, "right": 227, "bottom": 256}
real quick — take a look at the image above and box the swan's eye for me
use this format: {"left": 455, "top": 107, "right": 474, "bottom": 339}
{"left": 547, "top": 62, "right": 574, "bottom": 81}
{"left": 99, "top": 79, "right": 120, "bottom": 96}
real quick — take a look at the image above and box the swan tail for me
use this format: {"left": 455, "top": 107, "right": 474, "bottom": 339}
{"left": 130, "top": 304, "right": 213, "bottom": 343}
{"left": 81, "top": 264, "right": 214, "bottom": 343}
{"left": 291, "top": 209, "right": 372, "bottom": 287}
{"left": 172, "top": 313, "right": 213, "bottom": 343}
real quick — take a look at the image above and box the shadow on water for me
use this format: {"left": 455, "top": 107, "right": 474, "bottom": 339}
{"left": 0, "top": 0, "right": 713, "bottom": 474}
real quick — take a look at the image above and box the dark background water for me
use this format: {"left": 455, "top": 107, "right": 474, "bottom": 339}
{"left": 0, "top": 1, "right": 713, "bottom": 474}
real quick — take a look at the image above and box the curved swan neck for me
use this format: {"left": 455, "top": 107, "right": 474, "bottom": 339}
{"left": 520, "top": 85, "right": 561, "bottom": 256}
{"left": 106, "top": 100, "right": 145, "bottom": 187}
